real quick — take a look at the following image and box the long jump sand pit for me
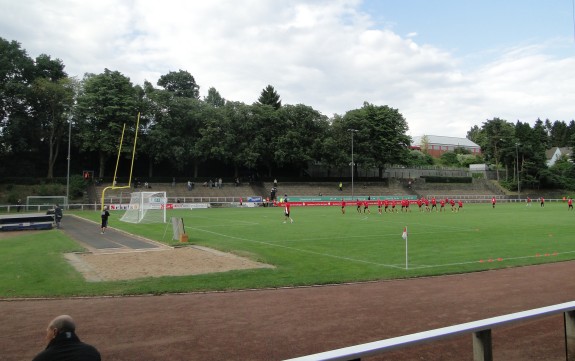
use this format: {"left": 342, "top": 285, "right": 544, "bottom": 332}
{"left": 65, "top": 246, "right": 274, "bottom": 281}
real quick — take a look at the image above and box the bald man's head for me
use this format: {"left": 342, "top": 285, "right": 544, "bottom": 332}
{"left": 49, "top": 315, "right": 76, "bottom": 333}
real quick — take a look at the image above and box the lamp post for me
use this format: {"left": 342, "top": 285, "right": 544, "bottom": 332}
{"left": 348, "top": 129, "right": 358, "bottom": 198}
{"left": 66, "top": 116, "right": 72, "bottom": 209}
{"left": 516, "top": 143, "right": 521, "bottom": 201}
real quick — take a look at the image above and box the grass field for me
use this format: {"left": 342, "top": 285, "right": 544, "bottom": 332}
{"left": 1, "top": 201, "right": 574, "bottom": 298}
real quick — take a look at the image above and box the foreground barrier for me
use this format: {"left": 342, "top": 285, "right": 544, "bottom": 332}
{"left": 285, "top": 301, "right": 575, "bottom": 361}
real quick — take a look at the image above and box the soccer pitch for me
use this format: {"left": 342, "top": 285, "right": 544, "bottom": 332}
{"left": 1, "top": 202, "right": 574, "bottom": 297}
{"left": 108, "top": 201, "right": 575, "bottom": 281}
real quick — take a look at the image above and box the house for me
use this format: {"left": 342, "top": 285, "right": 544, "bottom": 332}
{"left": 410, "top": 135, "right": 481, "bottom": 158}
{"left": 546, "top": 147, "right": 572, "bottom": 167}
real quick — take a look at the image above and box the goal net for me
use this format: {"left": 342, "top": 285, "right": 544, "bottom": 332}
{"left": 26, "top": 196, "right": 67, "bottom": 211}
{"left": 120, "top": 192, "right": 167, "bottom": 223}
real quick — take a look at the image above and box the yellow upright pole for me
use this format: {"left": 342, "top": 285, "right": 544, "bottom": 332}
{"left": 101, "top": 124, "right": 126, "bottom": 211}
{"left": 127, "top": 112, "right": 141, "bottom": 188}
{"left": 112, "top": 123, "right": 126, "bottom": 189}
{"left": 100, "top": 113, "right": 142, "bottom": 211}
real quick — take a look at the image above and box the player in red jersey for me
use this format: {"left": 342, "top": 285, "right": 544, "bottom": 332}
{"left": 341, "top": 198, "right": 346, "bottom": 215}
{"left": 540, "top": 197, "right": 545, "bottom": 207}
{"left": 431, "top": 197, "right": 437, "bottom": 212}
{"left": 457, "top": 200, "right": 463, "bottom": 212}
{"left": 384, "top": 199, "right": 389, "bottom": 213}
{"left": 491, "top": 197, "right": 496, "bottom": 208}
{"left": 283, "top": 201, "right": 293, "bottom": 223}
{"left": 439, "top": 199, "right": 446, "bottom": 212}
{"left": 568, "top": 198, "right": 573, "bottom": 210}
{"left": 363, "top": 200, "right": 371, "bottom": 214}
{"left": 356, "top": 199, "right": 362, "bottom": 213}
{"left": 417, "top": 198, "right": 423, "bottom": 212}
{"left": 377, "top": 199, "right": 383, "bottom": 214}
{"left": 449, "top": 199, "right": 456, "bottom": 212}
{"left": 391, "top": 200, "right": 397, "bottom": 213}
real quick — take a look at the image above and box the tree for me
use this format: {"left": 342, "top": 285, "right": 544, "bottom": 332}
{"left": 250, "top": 103, "right": 282, "bottom": 176}
{"left": 440, "top": 151, "right": 459, "bottom": 166}
{"left": 407, "top": 149, "right": 434, "bottom": 166}
{"left": 513, "top": 120, "right": 548, "bottom": 191}
{"left": 0, "top": 38, "right": 36, "bottom": 164}
{"left": 342, "top": 102, "right": 410, "bottom": 178}
{"left": 274, "top": 104, "right": 329, "bottom": 176}
{"left": 546, "top": 156, "right": 575, "bottom": 189}
{"left": 257, "top": 85, "right": 281, "bottom": 110}
{"left": 34, "top": 54, "right": 67, "bottom": 81}
{"left": 157, "top": 70, "right": 200, "bottom": 99}
{"left": 31, "top": 76, "right": 75, "bottom": 178}
{"left": 548, "top": 120, "right": 569, "bottom": 147}
{"left": 0, "top": 40, "right": 74, "bottom": 178}
{"left": 204, "top": 87, "right": 226, "bottom": 107}
{"left": 75, "top": 69, "right": 138, "bottom": 178}
{"left": 223, "top": 101, "right": 261, "bottom": 176}
{"left": 321, "top": 114, "right": 348, "bottom": 168}
{"left": 420, "top": 134, "right": 430, "bottom": 154}
{"left": 146, "top": 93, "right": 205, "bottom": 176}
{"left": 0, "top": 38, "right": 35, "bottom": 125}
{"left": 482, "top": 118, "right": 515, "bottom": 181}
{"left": 192, "top": 101, "right": 229, "bottom": 174}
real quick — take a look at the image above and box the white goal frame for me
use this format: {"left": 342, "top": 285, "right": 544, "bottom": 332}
{"left": 120, "top": 191, "right": 167, "bottom": 223}
{"left": 26, "top": 196, "right": 68, "bottom": 211}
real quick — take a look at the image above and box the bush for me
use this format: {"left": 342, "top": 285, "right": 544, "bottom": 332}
{"left": 69, "top": 175, "right": 86, "bottom": 198}
{"left": 36, "top": 183, "right": 65, "bottom": 196}
{"left": 6, "top": 193, "right": 20, "bottom": 204}
{"left": 499, "top": 179, "right": 517, "bottom": 191}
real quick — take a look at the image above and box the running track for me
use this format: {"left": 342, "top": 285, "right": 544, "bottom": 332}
{"left": 1, "top": 260, "right": 574, "bottom": 360}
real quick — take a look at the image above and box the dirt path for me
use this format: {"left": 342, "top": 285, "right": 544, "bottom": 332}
{"left": 2, "top": 259, "right": 575, "bottom": 361}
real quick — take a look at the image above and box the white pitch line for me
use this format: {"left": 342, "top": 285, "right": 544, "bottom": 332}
{"left": 187, "top": 226, "right": 407, "bottom": 270}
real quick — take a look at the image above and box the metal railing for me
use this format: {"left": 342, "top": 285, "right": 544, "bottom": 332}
{"left": 285, "top": 301, "right": 575, "bottom": 361}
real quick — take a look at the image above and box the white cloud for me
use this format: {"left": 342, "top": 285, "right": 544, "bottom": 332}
{"left": 1, "top": 0, "right": 573, "bottom": 137}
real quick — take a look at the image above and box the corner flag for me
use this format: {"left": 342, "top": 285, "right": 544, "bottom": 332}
{"left": 402, "top": 226, "right": 408, "bottom": 270}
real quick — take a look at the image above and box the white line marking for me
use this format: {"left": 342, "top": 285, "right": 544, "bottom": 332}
{"left": 188, "top": 226, "right": 407, "bottom": 270}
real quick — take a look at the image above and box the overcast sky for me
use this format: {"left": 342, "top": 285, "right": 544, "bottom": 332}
{"left": 2, "top": 0, "right": 574, "bottom": 137}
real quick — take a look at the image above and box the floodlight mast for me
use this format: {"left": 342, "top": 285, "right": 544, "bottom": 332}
{"left": 516, "top": 143, "right": 521, "bottom": 201}
{"left": 348, "top": 129, "right": 358, "bottom": 198}
{"left": 66, "top": 116, "right": 72, "bottom": 208}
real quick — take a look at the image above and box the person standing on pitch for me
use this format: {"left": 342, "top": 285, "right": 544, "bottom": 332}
{"left": 54, "top": 204, "right": 63, "bottom": 229}
{"left": 100, "top": 206, "right": 110, "bottom": 234}
{"left": 32, "top": 315, "right": 101, "bottom": 361}
{"left": 284, "top": 201, "right": 293, "bottom": 223}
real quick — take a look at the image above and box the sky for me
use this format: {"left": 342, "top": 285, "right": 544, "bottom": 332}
{"left": 1, "top": 0, "right": 575, "bottom": 137}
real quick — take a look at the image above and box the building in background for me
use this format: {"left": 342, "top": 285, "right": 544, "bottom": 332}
{"left": 410, "top": 135, "right": 481, "bottom": 158}
{"left": 545, "top": 147, "right": 572, "bottom": 167}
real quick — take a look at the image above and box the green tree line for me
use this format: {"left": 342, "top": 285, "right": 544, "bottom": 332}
{"left": 0, "top": 37, "right": 410, "bottom": 181}
{"left": 2, "top": 37, "right": 575, "bottom": 191}
{"left": 467, "top": 117, "right": 575, "bottom": 191}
